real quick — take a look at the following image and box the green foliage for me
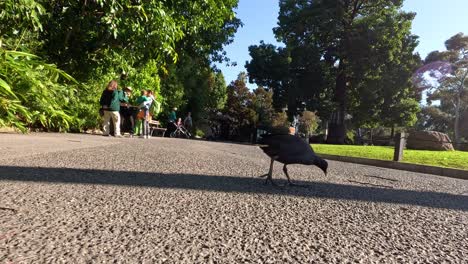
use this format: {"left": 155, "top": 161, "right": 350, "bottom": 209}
{"left": 415, "top": 106, "right": 452, "bottom": 134}
{"left": 220, "top": 74, "right": 276, "bottom": 140}
{"left": 40, "top": 0, "right": 240, "bottom": 78}
{"left": 253, "top": 87, "right": 274, "bottom": 127}
{"left": 41, "top": 1, "right": 182, "bottom": 77}
{"left": 225, "top": 73, "right": 257, "bottom": 129}
{"left": 0, "top": 0, "right": 45, "bottom": 36}
{"left": 207, "top": 72, "right": 228, "bottom": 110}
{"left": 272, "top": 112, "right": 290, "bottom": 128}
{"left": 0, "top": 48, "right": 79, "bottom": 131}
{"left": 123, "top": 60, "right": 162, "bottom": 114}
{"left": 173, "top": 56, "right": 214, "bottom": 122}
{"left": 246, "top": 42, "right": 291, "bottom": 110}
{"left": 355, "top": 35, "right": 422, "bottom": 128}
{"left": 127, "top": 60, "right": 161, "bottom": 94}
{"left": 298, "top": 111, "right": 320, "bottom": 135}
{"left": 345, "top": 130, "right": 356, "bottom": 145}
{"left": 156, "top": 52, "right": 229, "bottom": 127}
{"left": 390, "top": 98, "right": 420, "bottom": 127}
{"left": 160, "top": 66, "right": 186, "bottom": 113}
{"left": 0, "top": 0, "right": 80, "bottom": 132}
{"left": 195, "top": 128, "right": 205, "bottom": 138}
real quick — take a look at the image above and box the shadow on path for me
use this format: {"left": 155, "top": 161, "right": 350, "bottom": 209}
{"left": 1, "top": 166, "right": 467, "bottom": 211}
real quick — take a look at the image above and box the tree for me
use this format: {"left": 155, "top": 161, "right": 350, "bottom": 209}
{"left": 442, "top": 33, "right": 468, "bottom": 147}
{"left": 271, "top": 112, "right": 290, "bottom": 128}
{"left": 224, "top": 73, "right": 257, "bottom": 139}
{"left": 40, "top": 0, "right": 240, "bottom": 79}
{"left": 363, "top": 35, "right": 422, "bottom": 135}
{"left": 166, "top": 55, "right": 228, "bottom": 124}
{"left": 253, "top": 87, "right": 274, "bottom": 127}
{"left": 246, "top": 42, "right": 291, "bottom": 111}
{"left": 415, "top": 106, "right": 452, "bottom": 134}
{"left": 207, "top": 72, "right": 228, "bottom": 110}
{"left": 246, "top": 42, "right": 335, "bottom": 122}
{"left": 415, "top": 33, "right": 468, "bottom": 147}
{"left": 298, "top": 111, "right": 320, "bottom": 137}
{"left": 274, "top": 0, "right": 419, "bottom": 143}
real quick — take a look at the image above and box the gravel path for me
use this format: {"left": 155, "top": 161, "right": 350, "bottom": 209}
{"left": 1, "top": 133, "right": 468, "bottom": 263}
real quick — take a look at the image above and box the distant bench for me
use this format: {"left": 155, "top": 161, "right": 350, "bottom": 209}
{"left": 149, "top": 120, "right": 167, "bottom": 137}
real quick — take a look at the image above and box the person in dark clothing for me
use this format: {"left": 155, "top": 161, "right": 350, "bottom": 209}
{"left": 99, "top": 80, "right": 123, "bottom": 137}
{"left": 184, "top": 112, "right": 193, "bottom": 132}
{"left": 119, "top": 86, "right": 137, "bottom": 137}
{"left": 167, "top": 107, "right": 178, "bottom": 136}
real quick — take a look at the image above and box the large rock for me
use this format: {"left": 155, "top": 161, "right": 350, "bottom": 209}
{"left": 407, "top": 131, "right": 454, "bottom": 151}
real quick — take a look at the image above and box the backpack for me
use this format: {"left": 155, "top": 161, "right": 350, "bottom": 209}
{"left": 99, "top": 90, "right": 113, "bottom": 108}
{"left": 150, "top": 100, "right": 161, "bottom": 116}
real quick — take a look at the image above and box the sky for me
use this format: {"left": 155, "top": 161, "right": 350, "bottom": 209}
{"left": 216, "top": 0, "right": 468, "bottom": 89}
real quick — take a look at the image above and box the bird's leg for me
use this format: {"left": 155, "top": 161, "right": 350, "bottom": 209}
{"left": 282, "top": 164, "right": 292, "bottom": 184}
{"left": 259, "top": 158, "right": 274, "bottom": 178}
{"left": 259, "top": 159, "right": 282, "bottom": 187}
{"left": 283, "top": 164, "right": 307, "bottom": 187}
{"left": 264, "top": 159, "right": 280, "bottom": 187}
{"left": 264, "top": 158, "right": 274, "bottom": 183}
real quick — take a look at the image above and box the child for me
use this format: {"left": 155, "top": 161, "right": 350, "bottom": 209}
{"left": 141, "top": 90, "right": 155, "bottom": 138}
{"left": 146, "top": 90, "right": 155, "bottom": 106}
{"left": 140, "top": 90, "right": 154, "bottom": 138}
{"left": 145, "top": 90, "right": 155, "bottom": 117}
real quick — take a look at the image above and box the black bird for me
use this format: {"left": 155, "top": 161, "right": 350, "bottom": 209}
{"left": 258, "top": 134, "right": 328, "bottom": 186}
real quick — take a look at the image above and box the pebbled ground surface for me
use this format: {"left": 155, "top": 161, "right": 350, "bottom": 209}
{"left": 1, "top": 133, "right": 468, "bottom": 263}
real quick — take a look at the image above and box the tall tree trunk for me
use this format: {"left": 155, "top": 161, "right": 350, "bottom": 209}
{"left": 454, "top": 92, "right": 461, "bottom": 149}
{"left": 455, "top": 70, "right": 468, "bottom": 149}
{"left": 327, "top": 63, "right": 347, "bottom": 144}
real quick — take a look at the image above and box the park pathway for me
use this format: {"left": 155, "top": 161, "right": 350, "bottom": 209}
{"left": 1, "top": 133, "right": 467, "bottom": 263}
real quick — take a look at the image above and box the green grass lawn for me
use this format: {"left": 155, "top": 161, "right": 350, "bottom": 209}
{"left": 313, "top": 144, "right": 468, "bottom": 170}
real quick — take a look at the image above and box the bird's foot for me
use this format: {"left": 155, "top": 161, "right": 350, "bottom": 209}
{"left": 259, "top": 173, "right": 269, "bottom": 178}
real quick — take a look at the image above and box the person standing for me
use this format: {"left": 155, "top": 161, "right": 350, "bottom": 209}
{"left": 184, "top": 112, "right": 193, "bottom": 131}
{"left": 135, "top": 90, "right": 150, "bottom": 138}
{"left": 99, "top": 80, "right": 123, "bottom": 137}
{"left": 119, "top": 86, "right": 135, "bottom": 137}
{"left": 167, "top": 107, "right": 177, "bottom": 136}
{"left": 169, "top": 107, "right": 177, "bottom": 123}
{"left": 141, "top": 90, "right": 155, "bottom": 138}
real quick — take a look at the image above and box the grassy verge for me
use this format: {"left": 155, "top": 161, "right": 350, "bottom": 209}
{"left": 313, "top": 144, "right": 468, "bottom": 170}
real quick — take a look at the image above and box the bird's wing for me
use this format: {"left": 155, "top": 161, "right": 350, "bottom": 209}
{"left": 259, "top": 134, "right": 285, "bottom": 157}
{"left": 279, "top": 136, "right": 314, "bottom": 159}
{"left": 260, "top": 134, "right": 316, "bottom": 162}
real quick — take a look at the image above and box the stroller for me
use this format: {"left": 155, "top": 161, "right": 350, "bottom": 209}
{"left": 170, "top": 118, "right": 192, "bottom": 138}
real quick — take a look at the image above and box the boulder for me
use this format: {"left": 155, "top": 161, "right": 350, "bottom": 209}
{"left": 407, "top": 131, "right": 454, "bottom": 151}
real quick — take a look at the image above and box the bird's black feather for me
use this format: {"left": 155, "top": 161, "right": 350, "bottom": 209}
{"left": 259, "top": 134, "right": 318, "bottom": 165}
